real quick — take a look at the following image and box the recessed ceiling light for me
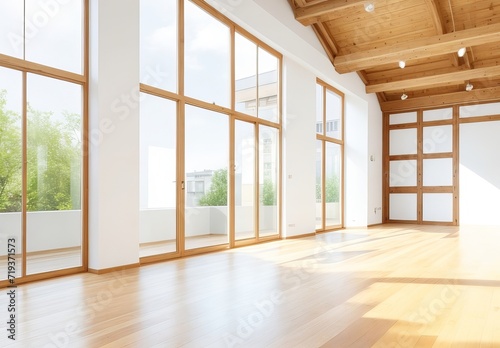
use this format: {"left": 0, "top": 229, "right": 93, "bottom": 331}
{"left": 458, "top": 47, "right": 466, "bottom": 57}
{"left": 465, "top": 82, "right": 473, "bottom": 91}
{"left": 401, "top": 93, "right": 408, "bottom": 100}
{"left": 399, "top": 60, "right": 406, "bottom": 69}
{"left": 364, "top": 2, "right": 375, "bottom": 12}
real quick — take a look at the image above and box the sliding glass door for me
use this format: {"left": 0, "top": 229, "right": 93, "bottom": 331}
{"left": 139, "top": 94, "right": 177, "bottom": 257}
{"left": 26, "top": 74, "right": 83, "bottom": 275}
{"left": 184, "top": 106, "right": 229, "bottom": 250}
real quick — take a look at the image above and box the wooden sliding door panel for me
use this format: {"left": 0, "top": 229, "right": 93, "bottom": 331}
{"left": 385, "top": 107, "right": 458, "bottom": 226}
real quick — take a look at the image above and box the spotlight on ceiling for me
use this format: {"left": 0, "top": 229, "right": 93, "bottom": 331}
{"left": 399, "top": 60, "right": 406, "bottom": 69}
{"left": 458, "top": 47, "right": 466, "bottom": 57}
{"left": 364, "top": 2, "right": 375, "bottom": 12}
{"left": 401, "top": 93, "right": 408, "bottom": 100}
{"left": 465, "top": 82, "right": 473, "bottom": 92}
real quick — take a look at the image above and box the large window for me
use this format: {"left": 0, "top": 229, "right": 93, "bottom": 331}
{"left": 316, "top": 80, "right": 344, "bottom": 231}
{"left": 0, "top": 0, "right": 87, "bottom": 285}
{"left": 139, "top": 0, "right": 281, "bottom": 260}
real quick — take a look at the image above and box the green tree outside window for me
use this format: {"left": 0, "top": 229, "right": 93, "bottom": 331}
{"left": 0, "top": 90, "right": 81, "bottom": 212}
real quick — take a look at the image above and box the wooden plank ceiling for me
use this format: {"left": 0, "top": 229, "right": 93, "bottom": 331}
{"left": 289, "top": 0, "right": 500, "bottom": 112}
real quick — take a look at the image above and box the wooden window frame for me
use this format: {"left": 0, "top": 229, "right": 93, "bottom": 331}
{"left": 315, "top": 78, "right": 344, "bottom": 232}
{"left": 0, "top": 0, "right": 89, "bottom": 287}
{"left": 139, "top": 0, "right": 283, "bottom": 263}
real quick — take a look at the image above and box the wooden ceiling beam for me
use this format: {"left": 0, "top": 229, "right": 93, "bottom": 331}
{"left": 425, "top": 0, "right": 445, "bottom": 35}
{"left": 381, "top": 86, "right": 500, "bottom": 112}
{"left": 366, "top": 65, "right": 500, "bottom": 93}
{"left": 334, "top": 23, "right": 500, "bottom": 74}
{"left": 312, "top": 22, "right": 339, "bottom": 63}
{"left": 294, "top": 0, "right": 366, "bottom": 26}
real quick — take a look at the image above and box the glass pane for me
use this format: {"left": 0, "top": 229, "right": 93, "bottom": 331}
{"left": 325, "top": 142, "right": 341, "bottom": 227}
{"left": 258, "top": 47, "right": 279, "bottom": 123}
{"left": 140, "top": 0, "right": 177, "bottom": 92}
{"left": 0, "top": 2, "right": 24, "bottom": 59}
{"left": 185, "top": 0, "right": 230, "bottom": 107}
{"left": 315, "top": 140, "right": 322, "bottom": 229}
{"left": 460, "top": 102, "right": 500, "bottom": 118}
{"left": 235, "top": 121, "right": 255, "bottom": 240}
{"left": 316, "top": 84, "right": 323, "bottom": 134}
{"left": 26, "top": 74, "right": 82, "bottom": 274}
{"left": 389, "top": 194, "right": 417, "bottom": 221}
{"left": 423, "top": 193, "right": 453, "bottom": 222}
{"left": 259, "top": 125, "right": 279, "bottom": 237}
{"left": 390, "top": 160, "right": 417, "bottom": 187}
{"left": 389, "top": 128, "right": 417, "bottom": 155}
{"left": 235, "top": 33, "right": 257, "bottom": 116}
{"left": 423, "top": 108, "right": 452, "bottom": 122}
{"left": 139, "top": 93, "right": 177, "bottom": 257}
{"left": 422, "top": 125, "right": 452, "bottom": 154}
{"left": 423, "top": 158, "right": 453, "bottom": 186}
{"left": 0, "top": 68, "right": 23, "bottom": 280}
{"left": 325, "top": 89, "right": 342, "bottom": 139}
{"left": 389, "top": 112, "right": 416, "bottom": 125}
{"left": 25, "top": 0, "right": 83, "bottom": 74}
{"left": 185, "top": 105, "right": 228, "bottom": 249}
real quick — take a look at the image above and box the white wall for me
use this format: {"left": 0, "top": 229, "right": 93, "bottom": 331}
{"left": 345, "top": 95, "right": 368, "bottom": 227}
{"left": 460, "top": 120, "right": 500, "bottom": 225}
{"left": 88, "top": 0, "right": 140, "bottom": 270}
{"left": 367, "top": 94, "right": 383, "bottom": 225}
{"left": 282, "top": 57, "right": 317, "bottom": 237}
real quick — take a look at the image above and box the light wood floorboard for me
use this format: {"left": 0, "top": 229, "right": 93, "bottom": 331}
{"left": 1, "top": 224, "right": 500, "bottom": 347}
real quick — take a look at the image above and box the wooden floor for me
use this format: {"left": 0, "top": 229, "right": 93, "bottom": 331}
{"left": 2, "top": 224, "right": 500, "bottom": 347}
